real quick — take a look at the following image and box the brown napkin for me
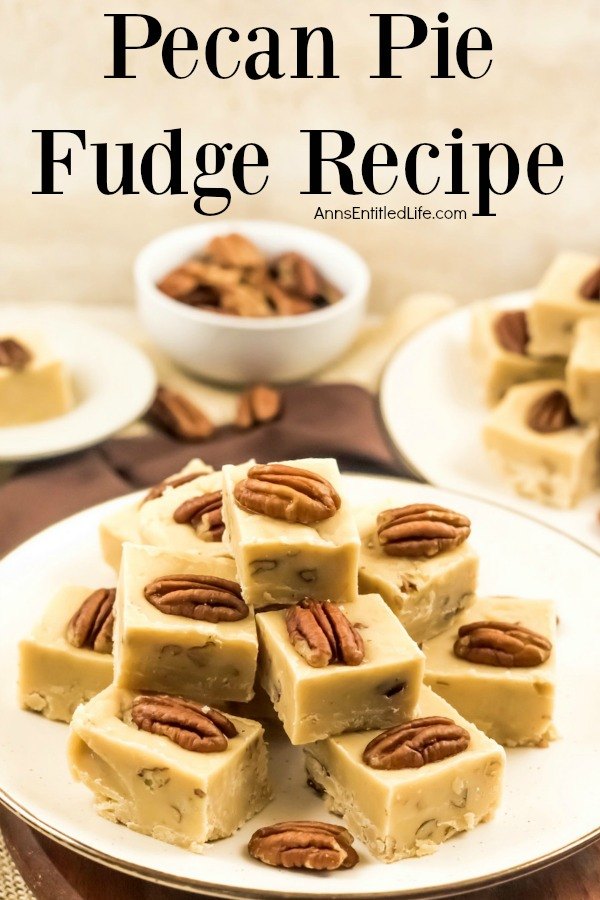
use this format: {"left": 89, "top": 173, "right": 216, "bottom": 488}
{"left": 0, "top": 384, "right": 413, "bottom": 558}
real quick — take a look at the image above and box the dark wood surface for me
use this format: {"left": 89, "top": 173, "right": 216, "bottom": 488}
{"left": 2, "top": 807, "right": 599, "bottom": 900}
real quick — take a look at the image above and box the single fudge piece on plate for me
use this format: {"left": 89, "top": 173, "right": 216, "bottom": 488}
{"left": 19, "top": 585, "right": 115, "bottom": 722}
{"left": 0, "top": 331, "right": 73, "bottom": 426}
{"left": 355, "top": 503, "right": 478, "bottom": 643}
{"left": 422, "top": 595, "right": 556, "bottom": 747}
{"left": 528, "top": 252, "right": 600, "bottom": 357}
{"left": 256, "top": 593, "right": 424, "bottom": 744}
{"left": 113, "top": 544, "right": 257, "bottom": 703}
{"left": 483, "top": 379, "right": 600, "bottom": 508}
{"left": 68, "top": 686, "right": 271, "bottom": 851}
{"left": 304, "top": 685, "right": 505, "bottom": 862}
{"left": 566, "top": 318, "right": 600, "bottom": 424}
{"left": 470, "top": 303, "right": 564, "bottom": 405}
{"left": 222, "top": 458, "right": 360, "bottom": 608}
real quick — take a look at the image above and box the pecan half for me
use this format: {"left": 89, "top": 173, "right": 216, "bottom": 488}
{"left": 220, "top": 284, "right": 272, "bottom": 317}
{"left": 66, "top": 588, "right": 116, "bottom": 654}
{"left": 286, "top": 601, "right": 364, "bottom": 667}
{"left": 205, "top": 233, "right": 266, "bottom": 270}
{"left": 453, "top": 620, "right": 552, "bottom": 667}
{"left": 248, "top": 821, "right": 358, "bottom": 870}
{"left": 234, "top": 464, "right": 341, "bottom": 524}
{"left": 0, "top": 338, "right": 32, "bottom": 371}
{"left": 173, "top": 491, "right": 224, "bottom": 541}
{"left": 362, "top": 717, "right": 470, "bottom": 770}
{"left": 271, "top": 252, "right": 328, "bottom": 303}
{"left": 263, "top": 280, "right": 316, "bottom": 315}
{"left": 143, "top": 471, "right": 204, "bottom": 504}
{"left": 527, "top": 389, "right": 576, "bottom": 433}
{"left": 493, "top": 310, "right": 529, "bottom": 355}
{"left": 144, "top": 574, "right": 248, "bottom": 622}
{"left": 580, "top": 265, "right": 600, "bottom": 301}
{"left": 377, "top": 504, "right": 471, "bottom": 558}
{"left": 236, "top": 385, "right": 283, "bottom": 429}
{"left": 130, "top": 694, "right": 237, "bottom": 752}
{"left": 146, "top": 386, "right": 215, "bottom": 441}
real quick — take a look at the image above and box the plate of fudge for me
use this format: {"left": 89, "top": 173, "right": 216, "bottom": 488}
{"left": 0, "top": 456, "right": 599, "bottom": 897}
{"left": 381, "top": 252, "right": 600, "bottom": 553}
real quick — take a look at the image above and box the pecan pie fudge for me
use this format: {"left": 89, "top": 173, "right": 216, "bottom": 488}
{"left": 483, "top": 379, "right": 600, "bottom": 507}
{"left": 0, "top": 331, "right": 73, "bottom": 426}
{"left": 113, "top": 544, "right": 257, "bottom": 704}
{"left": 256, "top": 594, "right": 424, "bottom": 744}
{"left": 222, "top": 458, "right": 360, "bottom": 608}
{"left": 304, "top": 685, "right": 504, "bottom": 862}
{"left": 139, "top": 468, "right": 227, "bottom": 552}
{"left": 68, "top": 686, "right": 271, "bottom": 851}
{"left": 355, "top": 503, "right": 478, "bottom": 643}
{"left": 19, "top": 586, "right": 115, "bottom": 722}
{"left": 566, "top": 318, "right": 600, "bottom": 424}
{"left": 422, "top": 595, "right": 556, "bottom": 747}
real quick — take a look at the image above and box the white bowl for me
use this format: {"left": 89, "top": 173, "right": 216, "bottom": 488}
{"left": 134, "top": 220, "right": 369, "bottom": 385}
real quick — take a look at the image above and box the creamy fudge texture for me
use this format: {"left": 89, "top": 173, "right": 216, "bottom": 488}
{"left": 304, "top": 686, "right": 504, "bottom": 862}
{"left": 422, "top": 596, "right": 556, "bottom": 748}
{"left": 0, "top": 331, "right": 73, "bottom": 426}
{"left": 222, "top": 458, "right": 360, "bottom": 608}
{"left": 113, "top": 544, "right": 257, "bottom": 703}
{"left": 483, "top": 379, "right": 600, "bottom": 508}
{"left": 355, "top": 506, "right": 478, "bottom": 643}
{"left": 19, "top": 586, "right": 113, "bottom": 723}
{"left": 528, "top": 252, "right": 600, "bottom": 357}
{"left": 139, "top": 469, "right": 226, "bottom": 552}
{"left": 566, "top": 318, "right": 600, "bottom": 424}
{"left": 256, "top": 593, "right": 424, "bottom": 745}
{"left": 68, "top": 686, "right": 271, "bottom": 851}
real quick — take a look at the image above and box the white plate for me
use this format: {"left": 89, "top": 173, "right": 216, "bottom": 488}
{"left": 381, "top": 291, "right": 600, "bottom": 555}
{"left": 0, "top": 475, "right": 599, "bottom": 898}
{"left": 0, "top": 311, "right": 156, "bottom": 462}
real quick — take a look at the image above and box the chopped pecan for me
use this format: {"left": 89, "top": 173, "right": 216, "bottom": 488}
{"left": 236, "top": 385, "right": 283, "bottom": 429}
{"left": 143, "top": 471, "right": 205, "bottom": 504}
{"left": 0, "top": 338, "right": 32, "bottom": 371}
{"left": 146, "top": 386, "right": 215, "bottom": 441}
{"left": 130, "top": 694, "right": 237, "bottom": 752}
{"left": 286, "top": 600, "right": 364, "bottom": 667}
{"left": 220, "top": 284, "right": 272, "bottom": 317}
{"left": 234, "top": 464, "right": 341, "bottom": 524}
{"left": 66, "top": 588, "right": 116, "bottom": 654}
{"left": 493, "top": 310, "right": 529, "bottom": 355}
{"left": 377, "top": 504, "right": 471, "bottom": 558}
{"left": 205, "top": 233, "right": 266, "bottom": 270}
{"left": 173, "top": 491, "right": 224, "bottom": 541}
{"left": 453, "top": 620, "right": 552, "bottom": 667}
{"left": 263, "top": 279, "right": 316, "bottom": 315}
{"left": 271, "top": 252, "right": 326, "bottom": 302}
{"left": 580, "top": 266, "right": 600, "bottom": 301}
{"left": 157, "top": 260, "right": 239, "bottom": 303}
{"left": 363, "top": 716, "right": 470, "bottom": 770}
{"left": 527, "top": 389, "right": 576, "bottom": 433}
{"left": 144, "top": 574, "right": 248, "bottom": 622}
{"left": 248, "top": 821, "right": 358, "bottom": 870}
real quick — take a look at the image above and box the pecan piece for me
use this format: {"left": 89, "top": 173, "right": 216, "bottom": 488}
{"left": 66, "top": 588, "right": 116, "bottom": 654}
{"left": 130, "top": 694, "right": 237, "bottom": 752}
{"left": 220, "top": 284, "right": 272, "bottom": 317}
{"left": 286, "top": 600, "right": 365, "bottom": 667}
{"left": 144, "top": 574, "right": 248, "bottom": 622}
{"left": 146, "top": 385, "right": 215, "bottom": 441}
{"left": 236, "top": 385, "right": 283, "bottom": 429}
{"left": 143, "top": 471, "right": 205, "bottom": 504}
{"left": 377, "top": 504, "right": 471, "bottom": 558}
{"left": 271, "top": 252, "right": 327, "bottom": 302}
{"left": 0, "top": 338, "right": 32, "bottom": 371}
{"left": 234, "top": 464, "right": 341, "bottom": 524}
{"left": 173, "top": 491, "right": 224, "bottom": 541}
{"left": 363, "top": 717, "right": 470, "bottom": 770}
{"left": 248, "top": 821, "right": 358, "bottom": 871}
{"left": 453, "top": 620, "right": 552, "bottom": 667}
{"left": 263, "top": 279, "right": 316, "bottom": 315}
{"left": 493, "top": 310, "right": 529, "bottom": 355}
{"left": 580, "top": 265, "right": 600, "bottom": 301}
{"left": 205, "top": 233, "right": 266, "bottom": 270}
{"left": 527, "top": 389, "right": 576, "bottom": 433}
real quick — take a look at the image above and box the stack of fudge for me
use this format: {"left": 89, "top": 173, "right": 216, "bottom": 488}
{"left": 471, "top": 251, "right": 600, "bottom": 508}
{"left": 19, "top": 457, "right": 557, "bottom": 869}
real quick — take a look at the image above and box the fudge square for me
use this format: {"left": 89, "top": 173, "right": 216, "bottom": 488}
{"left": 256, "top": 593, "right": 424, "bottom": 744}
{"left": 304, "top": 685, "right": 505, "bottom": 862}
{"left": 19, "top": 585, "right": 114, "bottom": 723}
{"left": 113, "top": 544, "right": 257, "bottom": 704}
{"left": 222, "top": 458, "right": 360, "bottom": 608}
{"left": 566, "top": 318, "right": 600, "bottom": 424}
{"left": 422, "top": 595, "right": 556, "bottom": 747}
{"left": 139, "top": 468, "right": 227, "bottom": 552}
{"left": 0, "top": 331, "right": 73, "bottom": 426}
{"left": 68, "top": 686, "right": 271, "bottom": 851}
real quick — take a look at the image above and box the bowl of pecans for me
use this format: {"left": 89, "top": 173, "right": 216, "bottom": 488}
{"left": 134, "top": 221, "right": 369, "bottom": 384}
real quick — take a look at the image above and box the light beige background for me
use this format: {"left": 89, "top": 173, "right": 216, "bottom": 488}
{"left": 1, "top": 0, "right": 598, "bottom": 311}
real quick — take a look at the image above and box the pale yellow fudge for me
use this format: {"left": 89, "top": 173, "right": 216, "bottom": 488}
{"left": 304, "top": 686, "right": 504, "bottom": 862}
{"left": 19, "top": 586, "right": 114, "bottom": 723}
{"left": 423, "top": 596, "right": 556, "bottom": 748}
{"left": 256, "top": 594, "right": 424, "bottom": 744}
{"left": 528, "top": 252, "right": 600, "bottom": 357}
{"left": 355, "top": 506, "right": 478, "bottom": 644}
{"left": 0, "top": 331, "right": 73, "bottom": 426}
{"left": 113, "top": 544, "right": 257, "bottom": 703}
{"left": 483, "top": 379, "right": 600, "bottom": 508}
{"left": 566, "top": 318, "right": 600, "bottom": 424}
{"left": 470, "top": 303, "right": 564, "bottom": 405}
{"left": 139, "top": 469, "right": 226, "bottom": 552}
{"left": 222, "top": 458, "right": 360, "bottom": 608}
{"left": 68, "top": 686, "right": 271, "bottom": 851}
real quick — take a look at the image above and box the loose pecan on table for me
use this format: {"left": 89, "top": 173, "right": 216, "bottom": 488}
{"left": 0, "top": 338, "right": 32, "bottom": 371}
{"left": 144, "top": 574, "right": 248, "bottom": 622}
{"left": 362, "top": 716, "right": 470, "bottom": 770}
{"left": 580, "top": 266, "right": 600, "bottom": 301}
{"left": 453, "top": 620, "right": 552, "bottom": 667}
{"left": 235, "top": 385, "right": 283, "bottom": 430}
{"left": 234, "top": 464, "right": 341, "bottom": 524}
{"left": 527, "top": 389, "right": 576, "bottom": 433}
{"left": 66, "top": 588, "right": 116, "bottom": 654}
{"left": 143, "top": 470, "right": 205, "bottom": 503}
{"left": 493, "top": 310, "right": 529, "bottom": 355}
{"left": 146, "top": 385, "right": 215, "bottom": 441}
{"left": 286, "top": 600, "right": 364, "bottom": 668}
{"left": 248, "top": 821, "right": 358, "bottom": 870}
{"left": 173, "top": 491, "right": 225, "bottom": 541}
{"left": 131, "top": 694, "right": 237, "bottom": 752}
{"left": 377, "top": 504, "right": 471, "bottom": 558}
